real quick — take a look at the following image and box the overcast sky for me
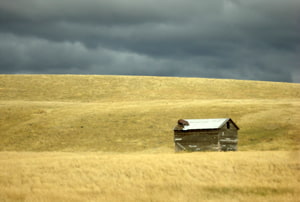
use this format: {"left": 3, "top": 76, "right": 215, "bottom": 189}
{"left": 0, "top": 0, "right": 299, "bottom": 82}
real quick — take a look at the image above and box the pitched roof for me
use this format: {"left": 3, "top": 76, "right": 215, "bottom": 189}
{"left": 175, "top": 118, "right": 239, "bottom": 130}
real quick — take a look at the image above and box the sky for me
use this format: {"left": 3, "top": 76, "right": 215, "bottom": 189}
{"left": 0, "top": 0, "right": 299, "bottom": 83}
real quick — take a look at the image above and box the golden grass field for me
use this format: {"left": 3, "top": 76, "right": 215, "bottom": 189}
{"left": 0, "top": 75, "right": 299, "bottom": 201}
{"left": 0, "top": 151, "right": 299, "bottom": 202}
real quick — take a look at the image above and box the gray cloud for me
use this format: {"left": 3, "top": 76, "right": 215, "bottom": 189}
{"left": 0, "top": 0, "right": 299, "bottom": 82}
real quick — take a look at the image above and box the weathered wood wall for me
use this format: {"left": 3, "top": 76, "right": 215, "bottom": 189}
{"left": 219, "top": 121, "right": 238, "bottom": 151}
{"left": 174, "top": 130, "right": 220, "bottom": 152}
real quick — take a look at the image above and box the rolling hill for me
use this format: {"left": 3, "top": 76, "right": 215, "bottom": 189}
{"left": 0, "top": 74, "right": 299, "bottom": 152}
{"left": 1, "top": 75, "right": 300, "bottom": 202}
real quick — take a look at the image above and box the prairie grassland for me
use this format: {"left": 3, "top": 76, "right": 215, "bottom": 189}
{"left": 0, "top": 75, "right": 300, "bottom": 151}
{"left": 0, "top": 151, "right": 299, "bottom": 202}
{"left": 0, "top": 75, "right": 299, "bottom": 201}
{"left": 1, "top": 75, "right": 299, "bottom": 102}
{"left": 0, "top": 99, "right": 299, "bottom": 151}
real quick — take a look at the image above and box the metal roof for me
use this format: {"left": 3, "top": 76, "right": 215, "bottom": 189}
{"left": 179, "top": 118, "right": 230, "bottom": 130}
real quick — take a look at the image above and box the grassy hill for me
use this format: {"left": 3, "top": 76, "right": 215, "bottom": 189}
{"left": 0, "top": 74, "right": 299, "bottom": 152}
{"left": 1, "top": 75, "right": 299, "bottom": 202}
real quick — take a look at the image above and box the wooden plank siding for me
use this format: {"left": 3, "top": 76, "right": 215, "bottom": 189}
{"left": 174, "top": 130, "right": 220, "bottom": 152}
{"left": 219, "top": 121, "right": 238, "bottom": 151}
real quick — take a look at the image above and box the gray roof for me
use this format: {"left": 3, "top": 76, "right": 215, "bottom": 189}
{"left": 178, "top": 118, "right": 232, "bottom": 130}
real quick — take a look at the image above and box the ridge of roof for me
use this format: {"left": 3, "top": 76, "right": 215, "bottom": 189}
{"left": 174, "top": 118, "right": 239, "bottom": 130}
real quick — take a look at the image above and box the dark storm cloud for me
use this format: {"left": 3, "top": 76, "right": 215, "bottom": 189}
{"left": 0, "top": 0, "right": 216, "bottom": 24}
{"left": 0, "top": 0, "right": 299, "bottom": 82}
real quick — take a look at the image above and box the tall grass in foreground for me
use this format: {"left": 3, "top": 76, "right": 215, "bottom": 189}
{"left": 0, "top": 151, "right": 299, "bottom": 202}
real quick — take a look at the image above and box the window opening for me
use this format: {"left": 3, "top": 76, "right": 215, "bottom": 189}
{"left": 227, "top": 122, "right": 230, "bottom": 129}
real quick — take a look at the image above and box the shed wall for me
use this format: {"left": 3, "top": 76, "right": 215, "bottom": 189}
{"left": 174, "top": 130, "right": 220, "bottom": 152}
{"left": 219, "top": 121, "right": 238, "bottom": 151}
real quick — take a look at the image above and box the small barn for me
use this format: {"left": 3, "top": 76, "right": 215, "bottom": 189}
{"left": 174, "top": 118, "right": 239, "bottom": 152}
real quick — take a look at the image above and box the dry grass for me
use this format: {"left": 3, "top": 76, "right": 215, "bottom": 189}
{"left": 0, "top": 75, "right": 299, "bottom": 102}
{"left": 0, "top": 99, "right": 299, "bottom": 152}
{"left": 0, "top": 75, "right": 299, "bottom": 201}
{"left": 0, "top": 151, "right": 299, "bottom": 202}
{"left": 0, "top": 75, "right": 299, "bottom": 152}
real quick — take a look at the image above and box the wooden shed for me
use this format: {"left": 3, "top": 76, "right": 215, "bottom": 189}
{"left": 174, "top": 118, "right": 239, "bottom": 152}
